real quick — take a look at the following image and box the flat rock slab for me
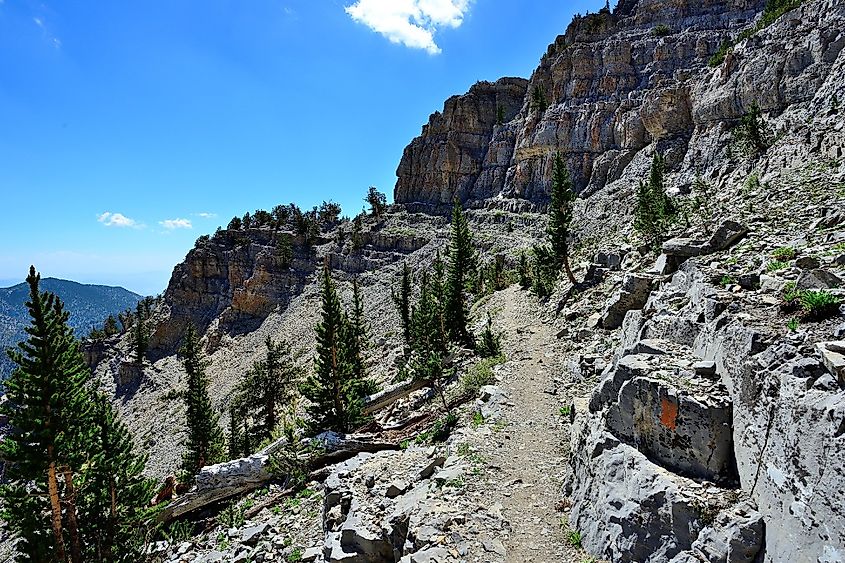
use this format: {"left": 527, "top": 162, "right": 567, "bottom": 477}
{"left": 662, "top": 220, "right": 747, "bottom": 258}
{"left": 816, "top": 341, "right": 845, "bottom": 385}
{"left": 606, "top": 372, "right": 736, "bottom": 483}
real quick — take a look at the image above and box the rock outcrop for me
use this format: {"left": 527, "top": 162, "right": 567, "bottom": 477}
{"left": 394, "top": 77, "right": 528, "bottom": 212}
{"left": 394, "top": 0, "right": 773, "bottom": 208}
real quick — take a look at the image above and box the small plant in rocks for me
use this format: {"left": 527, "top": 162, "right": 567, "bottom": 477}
{"left": 787, "top": 318, "right": 800, "bottom": 331}
{"left": 766, "top": 260, "right": 789, "bottom": 273}
{"left": 800, "top": 290, "right": 841, "bottom": 320}
{"left": 772, "top": 246, "right": 796, "bottom": 260}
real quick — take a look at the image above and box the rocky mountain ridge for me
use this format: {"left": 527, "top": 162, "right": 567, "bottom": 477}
{"left": 79, "top": 0, "right": 845, "bottom": 561}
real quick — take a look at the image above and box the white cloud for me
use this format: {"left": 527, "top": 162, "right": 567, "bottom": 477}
{"left": 194, "top": 212, "right": 217, "bottom": 219}
{"left": 97, "top": 212, "right": 142, "bottom": 229}
{"left": 345, "top": 0, "right": 471, "bottom": 55}
{"left": 159, "top": 218, "right": 193, "bottom": 230}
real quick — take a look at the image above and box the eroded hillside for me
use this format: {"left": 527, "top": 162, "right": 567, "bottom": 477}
{"left": 80, "top": 0, "right": 845, "bottom": 561}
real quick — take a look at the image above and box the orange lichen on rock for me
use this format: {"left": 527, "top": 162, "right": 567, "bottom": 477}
{"left": 660, "top": 396, "right": 679, "bottom": 431}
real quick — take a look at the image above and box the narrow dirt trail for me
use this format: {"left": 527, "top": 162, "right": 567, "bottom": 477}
{"left": 481, "top": 287, "right": 587, "bottom": 563}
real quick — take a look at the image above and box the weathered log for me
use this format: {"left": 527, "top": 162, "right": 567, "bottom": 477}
{"left": 361, "top": 378, "right": 433, "bottom": 415}
{"left": 158, "top": 433, "right": 397, "bottom": 522}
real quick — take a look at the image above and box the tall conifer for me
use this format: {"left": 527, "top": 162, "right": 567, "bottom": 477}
{"left": 179, "top": 324, "right": 225, "bottom": 479}
{"left": 0, "top": 267, "right": 92, "bottom": 562}
{"left": 392, "top": 263, "right": 412, "bottom": 346}
{"left": 548, "top": 153, "right": 578, "bottom": 285}
{"left": 81, "top": 394, "right": 156, "bottom": 562}
{"left": 300, "top": 267, "right": 373, "bottom": 433}
{"left": 233, "top": 336, "right": 302, "bottom": 449}
{"left": 133, "top": 301, "right": 148, "bottom": 364}
{"left": 0, "top": 267, "right": 154, "bottom": 562}
{"left": 444, "top": 199, "right": 475, "bottom": 347}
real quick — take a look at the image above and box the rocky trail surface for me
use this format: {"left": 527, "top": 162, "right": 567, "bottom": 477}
{"left": 479, "top": 289, "right": 585, "bottom": 562}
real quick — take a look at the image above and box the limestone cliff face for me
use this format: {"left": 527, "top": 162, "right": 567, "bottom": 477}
{"left": 149, "top": 229, "right": 317, "bottom": 357}
{"left": 394, "top": 77, "right": 528, "bottom": 210}
{"left": 394, "top": 0, "right": 769, "bottom": 208}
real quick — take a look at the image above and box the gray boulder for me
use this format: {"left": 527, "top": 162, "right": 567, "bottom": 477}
{"left": 601, "top": 273, "right": 655, "bottom": 329}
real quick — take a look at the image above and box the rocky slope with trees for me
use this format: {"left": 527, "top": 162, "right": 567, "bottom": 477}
{"left": 5, "top": 0, "right": 844, "bottom": 561}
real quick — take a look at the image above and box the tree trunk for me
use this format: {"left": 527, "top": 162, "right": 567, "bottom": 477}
{"left": 60, "top": 466, "right": 83, "bottom": 563}
{"left": 46, "top": 457, "right": 67, "bottom": 562}
{"left": 562, "top": 252, "right": 577, "bottom": 286}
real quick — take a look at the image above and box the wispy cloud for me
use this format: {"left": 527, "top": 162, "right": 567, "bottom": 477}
{"left": 159, "top": 218, "right": 192, "bottom": 230}
{"left": 345, "top": 0, "right": 472, "bottom": 55}
{"left": 193, "top": 212, "right": 217, "bottom": 219}
{"left": 33, "top": 15, "right": 61, "bottom": 49}
{"left": 97, "top": 212, "right": 142, "bottom": 229}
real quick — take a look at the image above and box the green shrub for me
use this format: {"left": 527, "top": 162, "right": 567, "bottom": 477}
{"left": 460, "top": 355, "right": 505, "bottom": 397}
{"left": 709, "top": 41, "right": 732, "bottom": 67}
{"left": 732, "top": 104, "right": 772, "bottom": 158}
{"left": 652, "top": 24, "right": 671, "bottom": 37}
{"left": 634, "top": 152, "right": 677, "bottom": 249}
{"left": 772, "top": 246, "right": 796, "bottom": 260}
{"left": 800, "top": 290, "right": 841, "bottom": 320}
{"left": 760, "top": 0, "right": 803, "bottom": 27}
{"left": 766, "top": 260, "right": 789, "bottom": 272}
{"left": 476, "top": 313, "right": 502, "bottom": 358}
{"left": 787, "top": 318, "right": 799, "bottom": 331}
{"left": 710, "top": 0, "right": 803, "bottom": 67}
{"left": 720, "top": 275, "right": 736, "bottom": 287}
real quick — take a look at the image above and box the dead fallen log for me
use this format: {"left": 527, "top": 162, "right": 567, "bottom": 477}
{"left": 361, "top": 377, "right": 433, "bottom": 415}
{"left": 158, "top": 432, "right": 397, "bottom": 523}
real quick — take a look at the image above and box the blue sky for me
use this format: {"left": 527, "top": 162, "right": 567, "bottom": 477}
{"left": 0, "top": 0, "right": 601, "bottom": 295}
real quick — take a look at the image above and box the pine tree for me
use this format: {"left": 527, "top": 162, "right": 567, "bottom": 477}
{"left": 179, "top": 324, "right": 225, "bottom": 479}
{"left": 392, "top": 263, "right": 412, "bottom": 346}
{"left": 349, "top": 278, "right": 370, "bottom": 383}
{"left": 365, "top": 186, "right": 387, "bottom": 217}
{"left": 103, "top": 315, "right": 119, "bottom": 337}
{"left": 81, "top": 394, "right": 157, "bottom": 562}
{"left": 233, "top": 336, "right": 302, "bottom": 448}
{"left": 444, "top": 199, "right": 475, "bottom": 348}
{"left": 0, "top": 267, "right": 93, "bottom": 562}
{"left": 548, "top": 153, "right": 578, "bottom": 285}
{"left": 518, "top": 251, "right": 532, "bottom": 289}
{"left": 634, "top": 152, "right": 677, "bottom": 249}
{"left": 133, "top": 301, "right": 148, "bottom": 364}
{"left": 300, "top": 267, "right": 373, "bottom": 433}
{"left": 476, "top": 313, "right": 501, "bottom": 358}
{"left": 227, "top": 402, "right": 251, "bottom": 460}
{"left": 0, "top": 267, "right": 155, "bottom": 562}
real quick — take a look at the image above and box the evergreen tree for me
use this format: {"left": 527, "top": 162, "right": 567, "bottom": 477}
{"left": 392, "top": 263, "right": 412, "bottom": 346}
{"left": 0, "top": 267, "right": 154, "bottom": 562}
{"left": 518, "top": 251, "right": 532, "bottom": 289}
{"left": 233, "top": 336, "right": 302, "bottom": 447}
{"left": 444, "top": 199, "right": 475, "bottom": 348}
{"left": 179, "top": 324, "right": 225, "bottom": 479}
{"left": 133, "top": 301, "right": 148, "bottom": 364}
{"left": 103, "top": 315, "right": 119, "bottom": 337}
{"left": 300, "top": 267, "right": 373, "bottom": 433}
{"left": 634, "top": 152, "right": 677, "bottom": 249}
{"left": 0, "top": 267, "right": 94, "bottom": 562}
{"left": 476, "top": 313, "right": 502, "bottom": 358}
{"left": 365, "top": 186, "right": 387, "bottom": 217}
{"left": 531, "top": 244, "right": 558, "bottom": 298}
{"left": 80, "top": 394, "right": 156, "bottom": 562}
{"left": 348, "top": 278, "right": 370, "bottom": 383}
{"left": 548, "top": 153, "right": 578, "bottom": 285}
{"left": 227, "top": 402, "right": 251, "bottom": 460}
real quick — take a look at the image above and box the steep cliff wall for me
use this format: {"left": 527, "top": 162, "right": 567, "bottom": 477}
{"left": 394, "top": 77, "right": 528, "bottom": 210}
{"left": 394, "top": 0, "right": 770, "bottom": 209}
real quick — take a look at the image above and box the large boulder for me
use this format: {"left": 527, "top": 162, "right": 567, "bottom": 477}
{"left": 601, "top": 273, "right": 656, "bottom": 329}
